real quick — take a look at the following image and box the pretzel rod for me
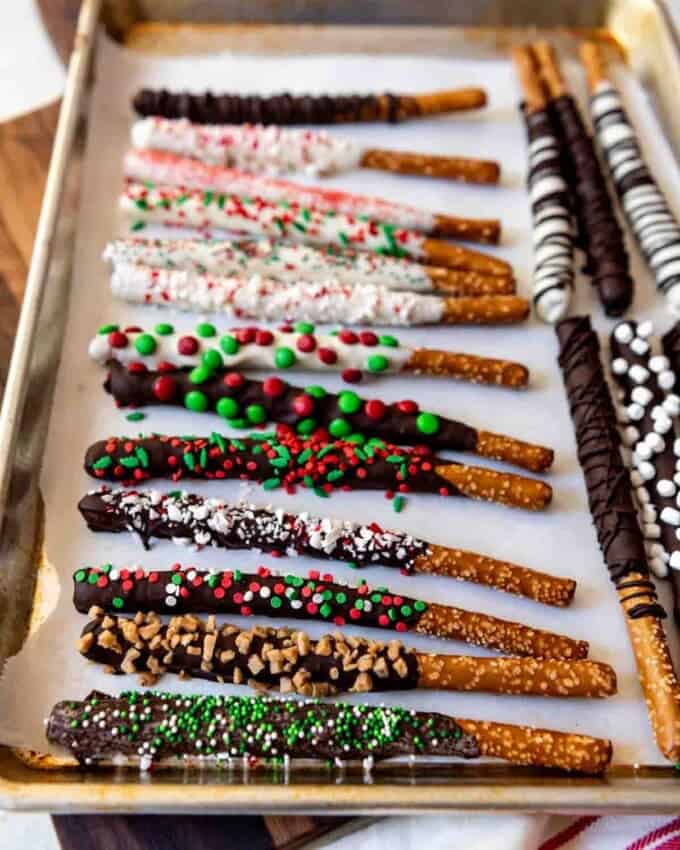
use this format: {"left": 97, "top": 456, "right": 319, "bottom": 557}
{"left": 104, "top": 238, "right": 515, "bottom": 298}
{"left": 96, "top": 363, "right": 552, "bottom": 472}
{"left": 77, "top": 612, "right": 610, "bottom": 697}
{"left": 47, "top": 690, "right": 613, "bottom": 773}
{"left": 78, "top": 491, "right": 573, "bottom": 606}
{"left": 132, "top": 87, "right": 488, "bottom": 124}
{"left": 73, "top": 564, "right": 582, "bottom": 658}
{"left": 532, "top": 42, "right": 633, "bottom": 317}
{"left": 610, "top": 320, "right": 680, "bottom": 619}
{"left": 513, "top": 47, "right": 574, "bottom": 324}
{"left": 89, "top": 321, "right": 529, "bottom": 389}
{"left": 582, "top": 43, "right": 680, "bottom": 312}
{"left": 556, "top": 315, "right": 680, "bottom": 761}
{"left": 132, "top": 117, "right": 500, "bottom": 184}
{"left": 110, "top": 262, "right": 527, "bottom": 327}
{"left": 83, "top": 435, "right": 552, "bottom": 510}
{"left": 125, "top": 148, "right": 503, "bottom": 245}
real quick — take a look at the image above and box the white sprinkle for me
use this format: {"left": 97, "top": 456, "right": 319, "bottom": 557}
{"left": 638, "top": 460, "right": 656, "bottom": 480}
{"left": 645, "top": 433, "right": 665, "bottom": 452}
{"left": 663, "top": 395, "right": 680, "bottom": 416}
{"left": 671, "top": 552, "right": 680, "bottom": 570}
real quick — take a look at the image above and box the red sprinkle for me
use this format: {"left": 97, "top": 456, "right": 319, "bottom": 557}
{"left": 296, "top": 334, "right": 316, "bottom": 353}
{"left": 157, "top": 360, "right": 176, "bottom": 373}
{"left": 127, "top": 361, "right": 147, "bottom": 374}
{"left": 213, "top": 587, "right": 225, "bottom": 599}
{"left": 349, "top": 608, "right": 361, "bottom": 620}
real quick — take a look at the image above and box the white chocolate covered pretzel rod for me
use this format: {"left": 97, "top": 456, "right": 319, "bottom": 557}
{"left": 124, "top": 148, "right": 503, "bottom": 246}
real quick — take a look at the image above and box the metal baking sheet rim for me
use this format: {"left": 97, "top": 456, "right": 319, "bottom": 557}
{"left": 3, "top": 0, "right": 680, "bottom": 812}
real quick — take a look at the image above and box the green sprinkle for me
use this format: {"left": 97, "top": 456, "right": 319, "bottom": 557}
{"left": 203, "top": 190, "right": 214, "bottom": 206}
{"left": 320, "top": 602, "right": 333, "bottom": 618}
{"left": 220, "top": 334, "right": 240, "bottom": 355}
{"left": 262, "top": 478, "right": 281, "bottom": 490}
{"left": 338, "top": 391, "right": 361, "bottom": 414}
{"left": 414, "top": 600, "right": 427, "bottom": 612}
{"left": 297, "top": 449, "right": 313, "bottom": 464}
{"left": 183, "top": 452, "right": 196, "bottom": 470}
{"left": 275, "top": 347, "right": 296, "bottom": 369}
{"left": 400, "top": 604, "right": 413, "bottom": 617}
{"left": 210, "top": 431, "right": 227, "bottom": 453}
{"left": 92, "top": 455, "right": 113, "bottom": 469}
{"left": 97, "top": 323, "right": 118, "bottom": 334}
{"left": 134, "top": 333, "right": 156, "bottom": 356}
{"left": 119, "top": 456, "right": 139, "bottom": 468}
{"left": 125, "top": 412, "right": 146, "bottom": 422}
{"left": 171, "top": 573, "right": 183, "bottom": 585}
{"left": 392, "top": 495, "right": 404, "bottom": 513}
{"left": 189, "top": 365, "right": 212, "bottom": 385}
{"left": 155, "top": 322, "right": 174, "bottom": 335}
{"left": 335, "top": 592, "right": 347, "bottom": 604}
{"left": 346, "top": 433, "right": 365, "bottom": 445}
{"left": 270, "top": 596, "right": 283, "bottom": 609}
{"left": 304, "top": 385, "right": 326, "bottom": 399}
{"left": 87, "top": 572, "right": 98, "bottom": 585}
{"left": 216, "top": 397, "right": 239, "bottom": 419}
{"left": 202, "top": 349, "right": 223, "bottom": 370}
{"left": 327, "top": 469, "right": 344, "bottom": 482}
{"left": 184, "top": 391, "right": 209, "bottom": 412}
{"left": 367, "top": 354, "right": 389, "bottom": 373}
{"left": 131, "top": 220, "right": 146, "bottom": 231}
{"left": 135, "top": 446, "right": 150, "bottom": 468}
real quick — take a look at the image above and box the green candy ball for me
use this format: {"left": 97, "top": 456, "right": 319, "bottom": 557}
{"left": 228, "top": 417, "right": 248, "bottom": 429}
{"left": 305, "top": 385, "right": 327, "bottom": 399}
{"left": 134, "top": 333, "right": 157, "bottom": 355}
{"left": 294, "top": 321, "right": 315, "bottom": 334}
{"left": 220, "top": 334, "right": 240, "bottom": 355}
{"left": 338, "top": 390, "right": 361, "bottom": 414}
{"left": 275, "top": 347, "right": 296, "bottom": 369}
{"left": 184, "top": 391, "right": 208, "bottom": 412}
{"left": 367, "top": 354, "right": 389, "bottom": 373}
{"left": 196, "top": 322, "right": 216, "bottom": 338}
{"left": 155, "top": 322, "right": 174, "bottom": 336}
{"left": 246, "top": 404, "right": 267, "bottom": 425}
{"left": 378, "top": 334, "right": 399, "bottom": 347}
{"left": 189, "top": 365, "right": 212, "bottom": 385}
{"left": 329, "top": 417, "right": 352, "bottom": 438}
{"left": 202, "top": 349, "right": 223, "bottom": 370}
{"left": 416, "top": 412, "right": 440, "bottom": 435}
{"left": 296, "top": 418, "right": 316, "bottom": 436}
{"left": 98, "top": 323, "right": 118, "bottom": 335}
{"left": 216, "top": 397, "right": 239, "bottom": 419}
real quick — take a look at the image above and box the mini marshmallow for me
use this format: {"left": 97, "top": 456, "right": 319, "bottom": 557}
{"left": 657, "top": 479, "right": 677, "bottom": 498}
{"left": 675, "top": 438, "right": 680, "bottom": 456}
{"left": 613, "top": 322, "right": 634, "bottom": 343}
{"left": 671, "top": 550, "right": 680, "bottom": 569}
{"left": 635, "top": 444, "right": 653, "bottom": 463}
{"left": 645, "top": 432, "right": 665, "bottom": 452}
{"left": 611, "top": 357, "right": 628, "bottom": 375}
{"left": 631, "top": 337, "right": 649, "bottom": 356}
{"left": 654, "top": 414, "right": 673, "bottom": 435}
{"left": 637, "top": 320, "right": 654, "bottom": 338}
{"left": 627, "top": 402, "right": 645, "bottom": 421}
{"left": 649, "top": 355, "right": 670, "bottom": 373}
{"left": 631, "top": 386, "right": 653, "bottom": 406}
{"left": 659, "top": 370, "right": 676, "bottom": 391}
{"left": 629, "top": 364, "right": 650, "bottom": 384}
{"left": 661, "top": 506, "right": 680, "bottom": 525}
{"left": 663, "top": 394, "right": 680, "bottom": 416}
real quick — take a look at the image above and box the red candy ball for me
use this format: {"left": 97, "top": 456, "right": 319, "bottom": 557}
{"left": 153, "top": 375, "right": 177, "bottom": 402}
{"left": 278, "top": 324, "right": 294, "bottom": 333}
{"left": 127, "top": 361, "right": 147, "bottom": 375}
{"left": 263, "top": 376, "right": 286, "bottom": 397}
{"left": 396, "top": 399, "right": 419, "bottom": 414}
{"left": 108, "top": 331, "right": 128, "bottom": 348}
{"left": 178, "top": 335, "right": 199, "bottom": 355}
{"left": 342, "top": 368, "right": 362, "bottom": 384}
{"left": 292, "top": 394, "right": 314, "bottom": 416}
{"left": 359, "top": 331, "right": 378, "bottom": 346}
{"left": 365, "top": 399, "right": 386, "bottom": 420}
{"left": 296, "top": 334, "right": 316, "bottom": 353}
{"left": 124, "top": 325, "right": 142, "bottom": 333}
{"left": 236, "top": 327, "right": 256, "bottom": 344}
{"left": 338, "top": 329, "right": 357, "bottom": 345}
{"left": 255, "top": 329, "right": 273, "bottom": 346}
{"left": 157, "top": 360, "right": 176, "bottom": 373}
{"left": 317, "top": 347, "right": 337, "bottom": 365}
{"left": 224, "top": 371, "right": 245, "bottom": 388}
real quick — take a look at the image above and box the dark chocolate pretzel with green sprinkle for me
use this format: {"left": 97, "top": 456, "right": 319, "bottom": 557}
{"left": 101, "top": 361, "right": 552, "bottom": 472}
{"left": 46, "top": 690, "right": 613, "bottom": 773}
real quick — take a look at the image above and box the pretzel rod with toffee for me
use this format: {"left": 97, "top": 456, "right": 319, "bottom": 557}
{"left": 132, "top": 87, "right": 488, "bottom": 125}
{"left": 97, "top": 364, "right": 552, "bottom": 472}
{"left": 581, "top": 42, "right": 680, "bottom": 313}
{"left": 533, "top": 42, "right": 633, "bottom": 316}
{"left": 125, "top": 148, "right": 502, "bottom": 245}
{"left": 90, "top": 321, "right": 529, "bottom": 389}
{"left": 74, "top": 563, "right": 581, "bottom": 657}
{"left": 78, "top": 612, "right": 611, "bottom": 697}
{"left": 104, "top": 238, "right": 515, "bottom": 297}
{"left": 47, "top": 690, "right": 613, "bottom": 773}
{"left": 110, "top": 262, "right": 527, "bottom": 327}
{"left": 132, "top": 118, "right": 500, "bottom": 184}
{"left": 610, "top": 320, "right": 680, "bottom": 620}
{"left": 512, "top": 47, "right": 574, "bottom": 324}
{"left": 83, "top": 433, "right": 553, "bottom": 510}
{"left": 78, "top": 491, "right": 572, "bottom": 607}
{"left": 557, "top": 315, "right": 680, "bottom": 760}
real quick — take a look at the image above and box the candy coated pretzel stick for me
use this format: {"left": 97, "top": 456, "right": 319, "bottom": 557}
{"left": 77, "top": 611, "right": 612, "bottom": 697}
{"left": 47, "top": 690, "right": 613, "bottom": 773}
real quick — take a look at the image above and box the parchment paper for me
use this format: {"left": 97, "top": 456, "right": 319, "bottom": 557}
{"left": 2, "top": 32, "right": 680, "bottom": 767}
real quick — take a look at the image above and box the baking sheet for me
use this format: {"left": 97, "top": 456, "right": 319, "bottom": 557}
{"left": 2, "top": 31, "right": 680, "bottom": 769}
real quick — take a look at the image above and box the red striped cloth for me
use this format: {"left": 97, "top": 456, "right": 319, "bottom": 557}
{"left": 540, "top": 817, "right": 680, "bottom": 850}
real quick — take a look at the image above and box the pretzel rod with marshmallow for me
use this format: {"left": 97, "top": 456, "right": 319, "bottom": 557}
{"left": 104, "top": 238, "right": 515, "bottom": 297}
{"left": 89, "top": 322, "right": 530, "bottom": 389}
{"left": 109, "top": 262, "right": 528, "bottom": 326}
{"left": 125, "top": 148, "right": 502, "bottom": 245}
{"left": 581, "top": 41, "right": 680, "bottom": 313}
{"left": 132, "top": 117, "right": 500, "bottom": 184}
{"left": 132, "top": 87, "right": 488, "bottom": 124}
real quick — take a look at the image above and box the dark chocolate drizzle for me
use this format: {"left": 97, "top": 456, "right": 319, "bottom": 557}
{"left": 556, "top": 316, "right": 665, "bottom": 619}
{"left": 662, "top": 322, "right": 680, "bottom": 374}
{"left": 47, "top": 690, "right": 479, "bottom": 766}
{"left": 132, "top": 89, "right": 410, "bottom": 125}
{"left": 549, "top": 95, "right": 633, "bottom": 316}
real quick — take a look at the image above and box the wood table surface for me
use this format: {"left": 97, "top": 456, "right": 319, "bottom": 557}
{"left": 0, "top": 3, "right": 355, "bottom": 847}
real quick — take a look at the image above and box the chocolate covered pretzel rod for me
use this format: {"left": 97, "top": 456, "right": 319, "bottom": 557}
{"left": 132, "top": 87, "right": 488, "bottom": 125}
{"left": 132, "top": 118, "right": 500, "bottom": 184}
{"left": 47, "top": 690, "right": 613, "bottom": 773}
{"left": 78, "top": 491, "right": 573, "bottom": 606}
{"left": 109, "top": 262, "right": 528, "bottom": 327}
{"left": 513, "top": 47, "right": 574, "bottom": 324}
{"left": 125, "top": 148, "right": 502, "bottom": 245}
{"left": 78, "top": 611, "right": 611, "bottom": 697}
{"left": 534, "top": 42, "right": 633, "bottom": 316}
{"left": 104, "top": 238, "right": 515, "bottom": 297}
{"left": 97, "top": 362, "right": 552, "bottom": 472}
{"left": 581, "top": 42, "right": 680, "bottom": 313}
{"left": 89, "top": 321, "right": 529, "bottom": 388}
{"left": 610, "top": 319, "right": 680, "bottom": 621}
{"left": 74, "top": 564, "right": 581, "bottom": 656}
{"left": 557, "top": 315, "right": 680, "bottom": 761}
